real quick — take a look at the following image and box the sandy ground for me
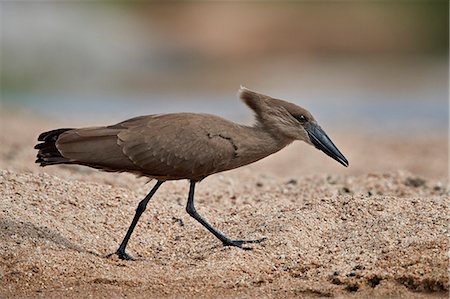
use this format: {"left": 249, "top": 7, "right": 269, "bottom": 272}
{"left": 0, "top": 109, "right": 448, "bottom": 298}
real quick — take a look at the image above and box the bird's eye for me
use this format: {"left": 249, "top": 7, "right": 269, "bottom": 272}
{"left": 294, "top": 114, "right": 307, "bottom": 123}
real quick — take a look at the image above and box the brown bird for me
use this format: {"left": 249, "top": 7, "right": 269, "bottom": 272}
{"left": 35, "top": 87, "right": 348, "bottom": 259}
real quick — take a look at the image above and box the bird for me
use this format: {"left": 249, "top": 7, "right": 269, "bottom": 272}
{"left": 35, "top": 87, "right": 348, "bottom": 260}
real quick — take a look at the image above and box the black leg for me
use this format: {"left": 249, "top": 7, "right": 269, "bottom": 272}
{"left": 112, "top": 180, "right": 164, "bottom": 260}
{"left": 186, "top": 181, "right": 266, "bottom": 250}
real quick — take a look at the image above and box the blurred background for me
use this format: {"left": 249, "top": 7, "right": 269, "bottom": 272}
{"left": 1, "top": 1, "right": 448, "bottom": 179}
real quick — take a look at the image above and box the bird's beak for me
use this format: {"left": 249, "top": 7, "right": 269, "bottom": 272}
{"left": 306, "top": 123, "right": 349, "bottom": 167}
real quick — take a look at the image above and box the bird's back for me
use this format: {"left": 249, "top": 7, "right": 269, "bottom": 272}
{"left": 50, "top": 113, "right": 243, "bottom": 180}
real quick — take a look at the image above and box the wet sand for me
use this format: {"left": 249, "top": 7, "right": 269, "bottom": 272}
{"left": 0, "top": 109, "right": 448, "bottom": 298}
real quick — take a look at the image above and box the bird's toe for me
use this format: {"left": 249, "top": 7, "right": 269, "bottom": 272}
{"left": 106, "top": 250, "right": 136, "bottom": 261}
{"left": 223, "top": 237, "right": 267, "bottom": 250}
{"left": 117, "top": 251, "right": 136, "bottom": 261}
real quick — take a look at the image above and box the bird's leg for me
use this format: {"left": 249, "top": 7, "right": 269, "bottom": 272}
{"left": 186, "top": 181, "right": 266, "bottom": 250}
{"left": 111, "top": 180, "right": 164, "bottom": 260}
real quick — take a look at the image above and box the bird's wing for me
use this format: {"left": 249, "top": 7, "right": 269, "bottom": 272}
{"left": 117, "top": 114, "right": 238, "bottom": 180}
{"left": 56, "top": 127, "right": 140, "bottom": 171}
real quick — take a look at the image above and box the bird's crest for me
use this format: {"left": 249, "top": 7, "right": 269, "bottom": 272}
{"left": 238, "top": 86, "right": 268, "bottom": 115}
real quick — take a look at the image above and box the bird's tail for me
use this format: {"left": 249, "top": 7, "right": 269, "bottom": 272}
{"left": 35, "top": 128, "right": 74, "bottom": 166}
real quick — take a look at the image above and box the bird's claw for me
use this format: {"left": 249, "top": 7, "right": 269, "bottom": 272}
{"left": 223, "top": 237, "right": 267, "bottom": 250}
{"left": 106, "top": 250, "right": 136, "bottom": 261}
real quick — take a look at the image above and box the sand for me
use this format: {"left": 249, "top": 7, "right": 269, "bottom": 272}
{"left": 0, "top": 109, "right": 448, "bottom": 298}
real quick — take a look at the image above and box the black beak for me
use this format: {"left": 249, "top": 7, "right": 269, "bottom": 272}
{"left": 306, "top": 123, "right": 349, "bottom": 167}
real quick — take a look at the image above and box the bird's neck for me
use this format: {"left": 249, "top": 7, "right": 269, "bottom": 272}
{"left": 234, "top": 123, "right": 293, "bottom": 165}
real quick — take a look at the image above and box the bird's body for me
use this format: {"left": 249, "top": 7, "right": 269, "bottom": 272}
{"left": 35, "top": 87, "right": 348, "bottom": 259}
{"left": 47, "top": 113, "right": 291, "bottom": 181}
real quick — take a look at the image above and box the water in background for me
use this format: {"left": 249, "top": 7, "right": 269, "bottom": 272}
{"left": 4, "top": 81, "right": 447, "bottom": 136}
{"left": 2, "top": 2, "right": 448, "bottom": 135}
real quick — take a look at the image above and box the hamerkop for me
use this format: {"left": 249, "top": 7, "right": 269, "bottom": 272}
{"left": 35, "top": 87, "right": 348, "bottom": 259}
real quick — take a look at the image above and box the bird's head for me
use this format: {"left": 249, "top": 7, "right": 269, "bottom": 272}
{"left": 239, "top": 86, "right": 349, "bottom": 167}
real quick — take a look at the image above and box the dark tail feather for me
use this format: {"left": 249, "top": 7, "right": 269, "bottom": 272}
{"left": 38, "top": 128, "right": 73, "bottom": 142}
{"left": 35, "top": 128, "right": 74, "bottom": 166}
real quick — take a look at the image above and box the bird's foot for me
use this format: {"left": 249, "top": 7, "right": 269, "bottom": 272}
{"left": 222, "top": 237, "right": 267, "bottom": 250}
{"left": 106, "top": 249, "right": 136, "bottom": 261}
